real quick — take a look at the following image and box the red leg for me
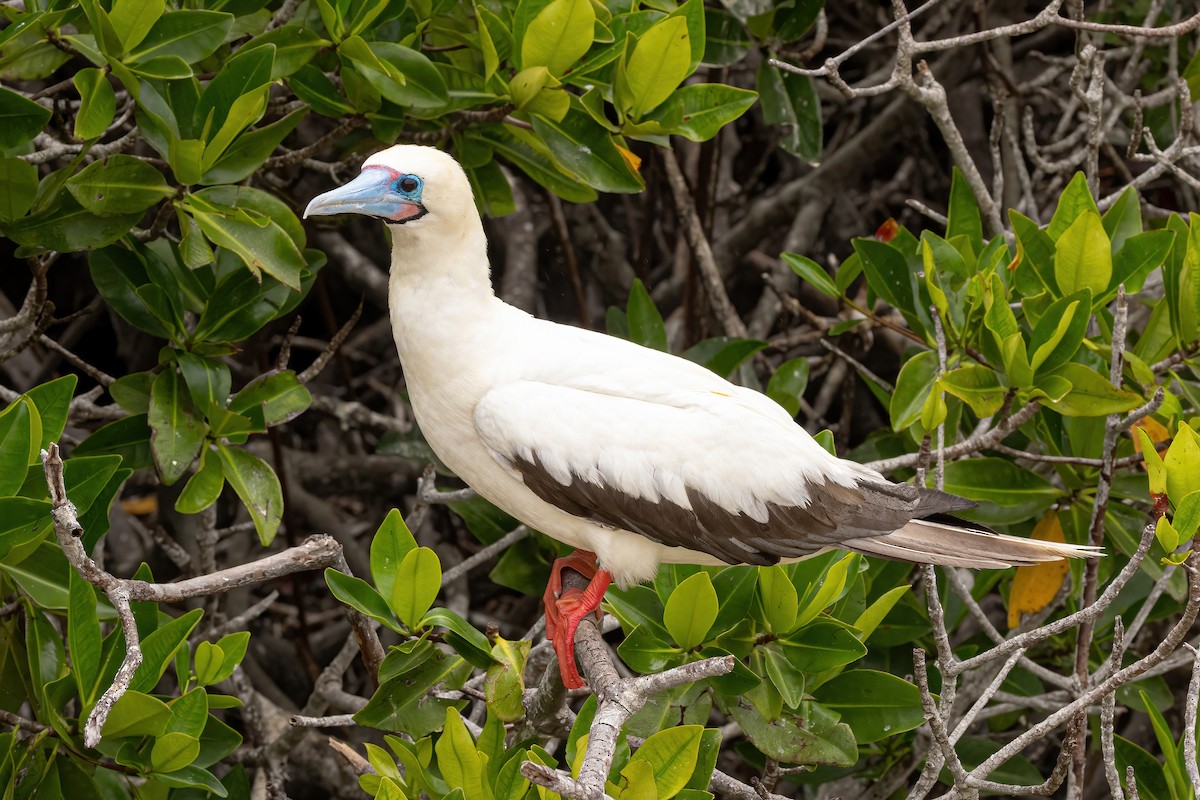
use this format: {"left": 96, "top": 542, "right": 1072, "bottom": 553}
{"left": 544, "top": 550, "right": 612, "bottom": 689}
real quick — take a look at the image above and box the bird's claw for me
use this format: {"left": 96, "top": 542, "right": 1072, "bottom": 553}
{"left": 544, "top": 550, "right": 610, "bottom": 690}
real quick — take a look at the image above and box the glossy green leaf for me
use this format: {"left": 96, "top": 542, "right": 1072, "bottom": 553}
{"left": 1047, "top": 172, "right": 1100, "bottom": 240}
{"left": 485, "top": 637, "right": 529, "bottom": 723}
{"left": 1044, "top": 363, "right": 1141, "bottom": 418}
{"left": 758, "top": 564, "right": 797, "bottom": 633}
{"left": 67, "top": 155, "right": 173, "bottom": 215}
{"left": 531, "top": 111, "right": 643, "bottom": 193}
{"left": 890, "top": 350, "right": 938, "bottom": 431}
{"left": 626, "top": 278, "right": 667, "bottom": 351}
{"left": 73, "top": 68, "right": 116, "bottom": 140}
{"left": 939, "top": 365, "right": 1005, "bottom": 417}
{"left": 942, "top": 457, "right": 1061, "bottom": 505}
{"left": 663, "top": 572, "right": 718, "bottom": 650}
{"left": 436, "top": 708, "right": 488, "bottom": 800}
{"left": 194, "top": 45, "right": 274, "bottom": 140}
{"left": 731, "top": 703, "right": 855, "bottom": 766}
{"left": 216, "top": 445, "right": 282, "bottom": 545}
{"left": 152, "top": 732, "right": 201, "bottom": 774}
{"left": 756, "top": 61, "right": 821, "bottom": 161}
{"left": 0, "top": 158, "right": 38, "bottom": 223}
{"left": 0, "top": 86, "right": 51, "bottom": 149}
{"left": 946, "top": 166, "right": 983, "bottom": 249}
{"left": 1028, "top": 292, "right": 1090, "bottom": 375}
{"left": 101, "top": 690, "right": 171, "bottom": 739}
{"left": 1055, "top": 210, "right": 1111, "bottom": 296}
{"left": 766, "top": 357, "right": 810, "bottom": 417}
{"left": 627, "top": 725, "right": 703, "bottom": 800}
{"left": 522, "top": 0, "right": 595, "bottom": 76}
{"left": 814, "top": 669, "right": 927, "bottom": 743}
{"left": 422, "top": 608, "right": 496, "bottom": 668}
{"left": 623, "top": 17, "right": 690, "bottom": 118}
{"left": 643, "top": 83, "right": 757, "bottom": 142}
{"left": 781, "top": 252, "right": 838, "bottom": 299}
{"left": 325, "top": 568, "right": 402, "bottom": 631}
{"left": 0, "top": 398, "right": 33, "bottom": 496}
{"left": 68, "top": 570, "right": 102, "bottom": 704}
{"left": 228, "top": 371, "right": 311, "bottom": 426}
{"left": 183, "top": 196, "right": 305, "bottom": 290}
{"left": 390, "top": 547, "right": 442, "bottom": 629}
{"left": 369, "top": 509, "right": 419, "bottom": 603}
{"left": 148, "top": 369, "right": 206, "bottom": 486}
{"left": 130, "top": 607, "right": 203, "bottom": 692}
{"left": 1165, "top": 423, "right": 1200, "bottom": 504}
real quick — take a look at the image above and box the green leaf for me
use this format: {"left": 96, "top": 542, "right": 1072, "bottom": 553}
{"left": 1102, "top": 186, "right": 1143, "bottom": 255}
{"left": 889, "top": 350, "right": 938, "bottom": 431}
{"left": 485, "top": 637, "right": 529, "bottom": 723}
{"left": 781, "top": 252, "right": 838, "bottom": 299}
{"left": 73, "top": 68, "right": 116, "bottom": 140}
{"left": 1044, "top": 363, "right": 1141, "bottom": 418}
{"left": 731, "top": 703, "right": 855, "bottom": 766}
{"left": 1165, "top": 423, "right": 1200, "bottom": 505}
{"left": 109, "top": 0, "right": 164, "bottom": 53}
{"left": 216, "top": 445, "right": 283, "bottom": 546}
{"left": 643, "top": 83, "right": 757, "bottom": 142}
{"left": 148, "top": 369, "right": 206, "bottom": 486}
{"left": 390, "top": 547, "right": 442, "bottom": 629}
{"left": 151, "top": 732, "right": 201, "bottom": 774}
{"left": 758, "top": 564, "right": 797, "bottom": 633}
{"left": 522, "top": 0, "right": 596, "bottom": 77}
{"left": 766, "top": 357, "right": 810, "bottom": 417}
{"left": 194, "top": 640, "right": 225, "bottom": 686}
{"left": 942, "top": 458, "right": 1061, "bottom": 506}
{"left": 1047, "top": 172, "right": 1100, "bottom": 240}
{"left": 814, "top": 669, "right": 927, "bottom": 743}
{"left": 358, "top": 42, "right": 449, "bottom": 109}
{"left": 194, "top": 45, "right": 275, "bottom": 142}
{"left": 1027, "top": 292, "right": 1090, "bottom": 375}
{"left": 436, "top": 708, "right": 488, "bottom": 800}
{"left": 0, "top": 497, "right": 52, "bottom": 560}
{"left": 622, "top": 17, "right": 690, "bottom": 118}
{"left": 755, "top": 61, "right": 821, "bottom": 162}
{"left": 26, "top": 375, "right": 76, "bottom": 453}
{"left": 531, "top": 111, "right": 643, "bottom": 193}
{"left": 324, "top": 568, "right": 401, "bottom": 631}
{"left": 6, "top": 196, "right": 142, "bottom": 253}
{"left": 355, "top": 653, "right": 470, "bottom": 733}
{"left": 853, "top": 585, "right": 910, "bottom": 641}
{"left": 762, "top": 644, "right": 805, "bottom": 708}
{"left": 0, "top": 398, "right": 33, "bottom": 496}
{"left": 626, "top": 278, "right": 667, "bottom": 351}
{"left": 242, "top": 25, "right": 330, "bottom": 80}
{"left": 201, "top": 107, "right": 308, "bottom": 185}
{"left": 69, "top": 570, "right": 102, "bottom": 704}
{"left": 228, "top": 370, "right": 311, "bottom": 426}
{"left": 1055, "top": 210, "right": 1111, "bottom": 296}
{"left": 422, "top": 608, "right": 496, "bottom": 669}
{"left": 370, "top": 509, "right": 419, "bottom": 604}
{"left": 681, "top": 337, "right": 767, "bottom": 377}
{"left": 626, "top": 725, "right": 703, "bottom": 800}
{"left": 101, "top": 690, "right": 171, "bottom": 738}
{"left": 663, "top": 572, "right": 718, "bottom": 650}
{"left": 183, "top": 196, "right": 305, "bottom": 290}
{"left": 70, "top": 413, "right": 153, "bottom": 470}
{"left": 1110, "top": 230, "right": 1175, "bottom": 295}
{"left": 66, "top": 155, "right": 173, "bottom": 215}
{"left": 130, "top": 607, "right": 203, "bottom": 692}
{"left": 946, "top": 167, "right": 983, "bottom": 250}
{"left": 939, "top": 365, "right": 1005, "bottom": 417}
{"left": 0, "top": 158, "right": 38, "bottom": 223}
{"left": 0, "top": 86, "right": 51, "bottom": 149}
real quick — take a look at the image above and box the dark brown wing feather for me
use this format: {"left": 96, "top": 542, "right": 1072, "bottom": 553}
{"left": 511, "top": 453, "right": 975, "bottom": 566}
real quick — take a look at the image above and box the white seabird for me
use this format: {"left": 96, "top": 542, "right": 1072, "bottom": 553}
{"left": 305, "top": 144, "right": 1100, "bottom": 688}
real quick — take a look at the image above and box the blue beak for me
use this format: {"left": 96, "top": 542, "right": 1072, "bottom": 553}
{"left": 304, "top": 167, "right": 425, "bottom": 223}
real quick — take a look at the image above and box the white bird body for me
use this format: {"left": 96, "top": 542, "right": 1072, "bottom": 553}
{"left": 308, "top": 145, "right": 1101, "bottom": 592}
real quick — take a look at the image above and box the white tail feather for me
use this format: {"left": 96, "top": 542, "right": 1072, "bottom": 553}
{"left": 847, "top": 519, "right": 1102, "bottom": 569}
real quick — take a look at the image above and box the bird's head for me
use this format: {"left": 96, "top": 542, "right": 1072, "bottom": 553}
{"left": 304, "top": 144, "right": 475, "bottom": 230}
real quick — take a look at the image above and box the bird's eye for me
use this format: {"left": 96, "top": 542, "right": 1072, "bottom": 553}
{"left": 397, "top": 175, "right": 420, "bottom": 194}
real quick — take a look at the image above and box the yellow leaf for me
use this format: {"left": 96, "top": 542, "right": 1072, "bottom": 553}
{"left": 120, "top": 495, "right": 158, "bottom": 515}
{"left": 616, "top": 144, "right": 641, "bottom": 174}
{"left": 1133, "top": 417, "right": 1170, "bottom": 452}
{"left": 1007, "top": 512, "right": 1069, "bottom": 629}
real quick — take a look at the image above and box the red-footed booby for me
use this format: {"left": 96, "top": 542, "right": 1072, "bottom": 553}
{"left": 305, "top": 145, "right": 1101, "bottom": 689}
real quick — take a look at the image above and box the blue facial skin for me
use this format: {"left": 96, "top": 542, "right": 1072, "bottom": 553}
{"left": 304, "top": 168, "right": 426, "bottom": 222}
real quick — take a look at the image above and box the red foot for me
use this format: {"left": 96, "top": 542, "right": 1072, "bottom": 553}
{"left": 544, "top": 550, "right": 612, "bottom": 690}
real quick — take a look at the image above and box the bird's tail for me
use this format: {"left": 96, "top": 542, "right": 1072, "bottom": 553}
{"left": 846, "top": 517, "right": 1103, "bottom": 568}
